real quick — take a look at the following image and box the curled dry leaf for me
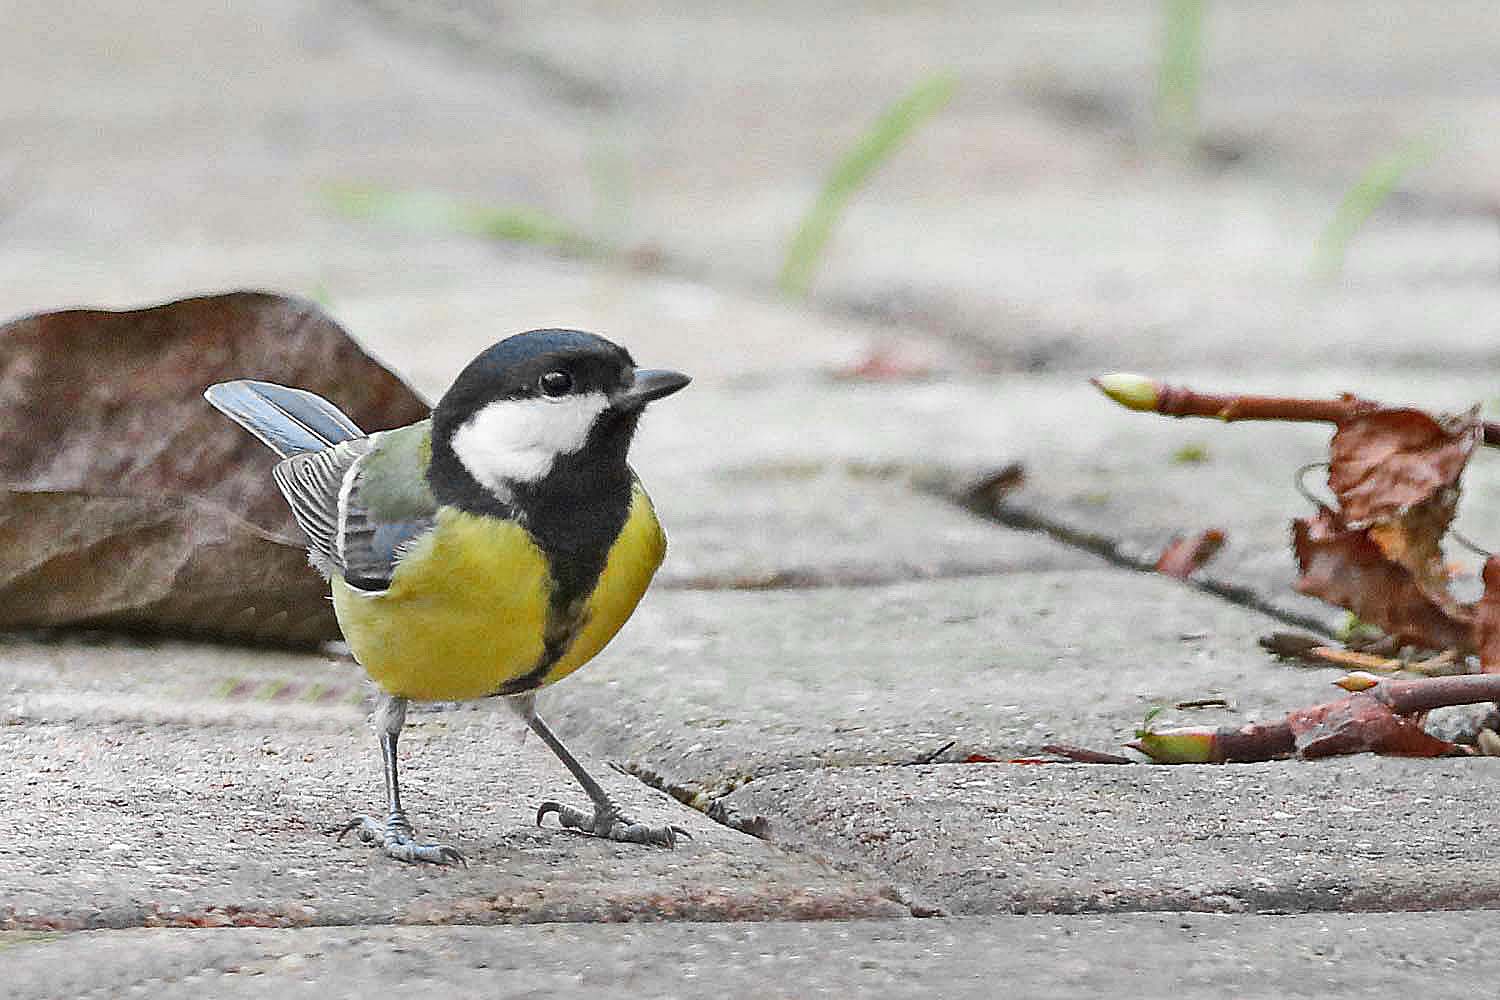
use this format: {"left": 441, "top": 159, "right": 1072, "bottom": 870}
{"left": 1154, "top": 528, "right": 1226, "bottom": 579}
{"left": 0, "top": 491, "right": 333, "bottom": 645}
{"left": 1292, "top": 507, "right": 1474, "bottom": 653}
{"left": 1327, "top": 407, "right": 1479, "bottom": 617}
{"left": 1473, "top": 556, "right": 1500, "bottom": 674}
{"left": 1327, "top": 408, "right": 1480, "bottom": 528}
{"left": 1128, "top": 720, "right": 1293, "bottom": 764}
{"left": 1095, "top": 377, "right": 1496, "bottom": 655}
{"left": 0, "top": 291, "right": 429, "bottom": 644}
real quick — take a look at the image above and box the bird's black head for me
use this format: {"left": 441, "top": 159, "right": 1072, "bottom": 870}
{"left": 428, "top": 329, "right": 689, "bottom": 514}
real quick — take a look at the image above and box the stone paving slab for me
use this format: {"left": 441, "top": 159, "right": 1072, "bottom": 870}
{"left": 8, "top": 564, "right": 1460, "bottom": 931}
{"left": 0, "top": 639, "right": 902, "bottom": 931}
{"left": 544, "top": 571, "right": 1355, "bottom": 797}
{"left": 632, "top": 371, "right": 1500, "bottom": 630}
{"left": 410, "top": 0, "right": 1500, "bottom": 201}
{"left": 651, "top": 472, "right": 1091, "bottom": 590}
{"left": 330, "top": 280, "right": 893, "bottom": 395}
{"left": 364, "top": 1, "right": 1500, "bottom": 372}
{"left": 8, "top": 0, "right": 1499, "bottom": 385}
{"left": 725, "top": 756, "right": 1500, "bottom": 917}
{"left": 10, "top": 911, "right": 1500, "bottom": 1000}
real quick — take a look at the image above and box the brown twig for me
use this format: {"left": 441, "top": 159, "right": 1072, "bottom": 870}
{"left": 1260, "top": 632, "right": 1325, "bottom": 661}
{"left": 908, "top": 740, "right": 956, "bottom": 765}
{"left": 1307, "top": 646, "right": 1405, "bottom": 672}
{"left": 1130, "top": 672, "right": 1500, "bottom": 763}
{"left": 1039, "top": 743, "right": 1133, "bottom": 764}
{"left": 1260, "top": 633, "right": 1405, "bottom": 671}
{"left": 1369, "top": 673, "right": 1500, "bottom": 715}
{"left": 1174, "top": 697, "right": 1231, "bottom": 710}
{"left": 1092, "top": 373, "right": 1500, "bottom": 447}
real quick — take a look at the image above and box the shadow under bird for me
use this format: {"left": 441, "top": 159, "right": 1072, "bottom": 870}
{"left": 206, "top": 329, "right": 691, "bottom": 864}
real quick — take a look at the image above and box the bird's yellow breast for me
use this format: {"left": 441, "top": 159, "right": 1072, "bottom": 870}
{"left": 331, "top": 483, "right": 666, "bottom": 701}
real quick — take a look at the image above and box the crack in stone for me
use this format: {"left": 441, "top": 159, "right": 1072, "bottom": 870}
{"left": 948, "top": 488, "right": 1338, "bottom": 639}
{"left": 611, "top": 761, "right": 771, "bottom": 839}
{"left": 612, "top": 761, "right": 951, "bottom": 919}
{"left": 350, "top": 0, "right": 615, "bottom": 109}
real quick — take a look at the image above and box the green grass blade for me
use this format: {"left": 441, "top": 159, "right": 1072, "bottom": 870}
{"left": 1156, "top": 0, "right": 1207, "bottom": 153}
{"left": 1312, "top": 135, "right": 1442, "bottom": 280}
{"left": 779, "top": 72, "right": 957, "bottom": 298}
{"left": 322, "top": 183, "right": 593, "bottom": 255}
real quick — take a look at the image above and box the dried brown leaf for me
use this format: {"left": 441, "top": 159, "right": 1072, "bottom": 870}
{"left": 1328, "top": 407, "right": 1479, "bottom": 528}
{"left": 0, "top": 491, "right": 333, "bottom": 644}
{"left": 1472, "top": 556, "right": 1500, "bottom": 674}
{"left": 1365, "top": 500, "right": 1465, "bottom": 610}
{"left": 1287, "top": 692, "right": 1455, "bottom": 758}
{"left": 1292, "top": 508, "right": 1473, "bottom": 653}
{"left": 1154, "top": 528, "right": 1226, "bottom": 579}
{"left": 0, "top": 292, "right": 430, "bottom": 643}
{"left": 830, "top": 341, "right": 937, "bottom": 382}
{"left": 1325, "top": 408, "right": 1479, "bottom": 622}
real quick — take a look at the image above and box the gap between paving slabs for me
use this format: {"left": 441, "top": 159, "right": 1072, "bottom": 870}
{"left": 14, "top": 911, "right": 1500, "bottom": 1000}
{"left": 945, "top": 469, "right": 1341, "bottom": 639}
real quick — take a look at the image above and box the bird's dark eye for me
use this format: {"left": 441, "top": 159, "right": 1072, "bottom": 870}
{"left": 539, "top": 370, "right": 573, "bottom": 397}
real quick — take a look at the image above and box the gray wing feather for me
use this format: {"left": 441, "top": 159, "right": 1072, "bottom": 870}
{"left": 205, "top": 380, "right": 365, "bottom": 459}
{"left": 340, "top": 511, "right": 433, "bottom": 592}
{"left": 271, "top": 439, "right": 373, "bottom": 572}
{"left": 271, "top": 426, "right": 437, "bottom": 593}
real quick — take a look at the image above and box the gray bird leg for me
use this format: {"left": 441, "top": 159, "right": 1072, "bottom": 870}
{"left": 511, "top": 694, "right": 689, "bottom": 848}
{"left": 332, "top": 693, "right": 465, "bottom": 865}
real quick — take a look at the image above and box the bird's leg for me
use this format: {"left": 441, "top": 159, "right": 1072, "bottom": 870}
{"left": 332, "top": 693, "right": 465, "bottom": 865}
{"left": 512, "top": 695, "right": 689, "bottom": 848}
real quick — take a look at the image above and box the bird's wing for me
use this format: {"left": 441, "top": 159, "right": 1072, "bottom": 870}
{"left": 338, "top": 506, "right": 436, "bottom": 592}
{"left": 272, "top": 437, "right": 374, "bottom": 573}
{"left": 319, "top": 420, "right": 439, "bottom": 593}
{"left": 205, "top": 379, "right": 366, "bottom": 458}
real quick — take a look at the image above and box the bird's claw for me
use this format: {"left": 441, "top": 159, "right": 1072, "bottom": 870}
{"left": 536, "top": 800, "right": 690, "bottom": 847}
{"left": 328, "top": 812, "right": 466, "bottom": 866}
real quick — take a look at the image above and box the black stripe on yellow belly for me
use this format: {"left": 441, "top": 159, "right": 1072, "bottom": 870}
{"left": 331, "top": 483, "right": 666, "bottom": 702}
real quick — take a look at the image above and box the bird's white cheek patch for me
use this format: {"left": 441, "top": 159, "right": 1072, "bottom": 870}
{"left": 451, "top": 393, "right": 609, "bottom": 490}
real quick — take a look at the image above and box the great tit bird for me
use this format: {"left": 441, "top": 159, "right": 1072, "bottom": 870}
{"left": 206, "top": 329, "right": 690, "bottom": 864}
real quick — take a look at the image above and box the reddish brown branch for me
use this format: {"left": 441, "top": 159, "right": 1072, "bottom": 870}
{"left": 1371, "top": 673, "right": 1500, "bottom": 715}
{"left": 1039, "top": 743, "right": 1133, "bottom": 765}
{"left": 1092, "top": 374, "right": 1500, "bottom": 447}
{"left": 1129, "top": 673, "right": 1500, "bottom": 763}
{"left": 1155, "top": 385, "right": 1381, "bottom": 426}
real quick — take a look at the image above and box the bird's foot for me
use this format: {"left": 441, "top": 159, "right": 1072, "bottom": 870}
{"left": 330, "top": 810, "right": 466, "bottom": 866}
{"left": 536, "top": 799, "right": 690, "bottom": 847}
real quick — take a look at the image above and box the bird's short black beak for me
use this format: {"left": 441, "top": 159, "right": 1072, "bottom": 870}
{"left": 613, "top": 368, "right": 691, "bottom": 410}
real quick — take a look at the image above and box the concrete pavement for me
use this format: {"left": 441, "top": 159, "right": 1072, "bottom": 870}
{"left": 13, "top": 913, "right": 1500, "bottom": 1000}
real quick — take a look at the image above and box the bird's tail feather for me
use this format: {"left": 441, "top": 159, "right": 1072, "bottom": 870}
{"left": 204, "top": 380, "right": 366, "bottom": 458}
